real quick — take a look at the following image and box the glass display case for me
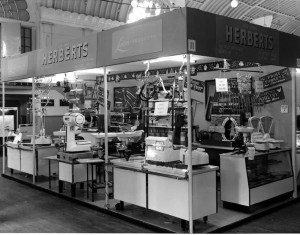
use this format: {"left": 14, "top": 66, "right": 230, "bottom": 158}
{"left": 220, "top": 149, "right": 294, "bottom": 209}
{"left": 246, "top": 151, "right": 293, "bottom": 188}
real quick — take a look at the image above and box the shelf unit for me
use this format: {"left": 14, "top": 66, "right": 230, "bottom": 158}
{"left": 146, "top": 98, "right": 187, "bottom": 137}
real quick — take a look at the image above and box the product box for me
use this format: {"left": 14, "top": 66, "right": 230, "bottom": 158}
{"left": 145, "top": 136, "right": 179, "bottom": 162}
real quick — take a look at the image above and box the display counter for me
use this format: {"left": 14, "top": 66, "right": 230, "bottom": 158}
{"left": 6, "top": 143, "right": 58, "bottom": 176}
{"left": 111, "top": 157, "right": 218, "bottom": 222}
{"left": 220, "top": 148, "right": 294, "bottom": 210}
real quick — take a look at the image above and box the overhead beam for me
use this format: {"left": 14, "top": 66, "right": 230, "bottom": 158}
{"left": 239, "top": 0, "right": 266, "bottom": 19}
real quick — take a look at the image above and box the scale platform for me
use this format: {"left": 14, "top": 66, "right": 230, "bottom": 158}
{"left": 57, "top": 151, "right": 93, "bottom": 163}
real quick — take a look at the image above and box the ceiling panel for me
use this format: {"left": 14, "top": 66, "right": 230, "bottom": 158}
{"left": 0, "top": 0, "right": 29, "bottom": 21}
{"left": 15, "top": 0, "right": 300, "bottom": 37}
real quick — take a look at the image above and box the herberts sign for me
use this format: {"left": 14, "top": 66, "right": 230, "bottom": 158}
{"left": 216, "top": 15, "right": 279, "bottom": 65}
{"left": 42, "top": 42, "right": 88, "bottom": 65}
{"left": 225, "top": 25, "right": 274, "bottom": 50}
{"left": 36, "top": 34, "right": 97, "bottom": 76}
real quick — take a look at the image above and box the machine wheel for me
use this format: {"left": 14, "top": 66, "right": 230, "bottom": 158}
{"left": 58, "top": 180, "right": 64, "bottom": 193}
{"left": 180, "top": 220, "right": 187, "bottom": 231}
{"left": 181, "top": 220, "right": 196, "bottom": 232}
{"left": 115, "top": 201, "right": 124, "bottom": 210}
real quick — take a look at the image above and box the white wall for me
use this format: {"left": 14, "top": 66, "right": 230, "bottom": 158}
{"left": 44, "top": 89, "right": 69, "bottom": 116}
{"left": 40, "top": 23, "right": 93, "bottom": 48}
{"left": 104, "top": 65, "right": 293, "bottom": 147}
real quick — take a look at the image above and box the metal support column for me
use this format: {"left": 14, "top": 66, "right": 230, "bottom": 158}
{"left": 2, "top": 82, "right": 5, "bottom": 174}
{"left": 32, "top": 78, "right": 36, "bottom": 184}
{"left": 186, "top": 54, "right": 193, "bottom": 233}
{"left": 104, "top": 67, "right": 110, "bottom": 208}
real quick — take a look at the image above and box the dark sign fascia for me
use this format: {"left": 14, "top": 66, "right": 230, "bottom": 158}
{"left": 112, "top": 19, "right": 163, "bottom": 60}
{"left": 215, "top": 15, "right": 279, "bottom": 65}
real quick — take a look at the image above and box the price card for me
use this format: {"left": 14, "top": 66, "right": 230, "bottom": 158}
{"left": 281, "top": 105, "right": 288, "bottom": 113}
{"left": 154, "top": 101, "right": 169, "bottom": 116}
{"left": 255, "top": 80, "right": 264, "bottom": 93}
{"left": 215, "top": 78, "right": 228, "bottom": 92}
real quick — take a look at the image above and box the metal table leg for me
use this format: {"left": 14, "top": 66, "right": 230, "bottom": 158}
{"left": 87, "top": 163, "right": 89, "bottom": 199}
{"left": 71, "top": 183, "right": 76, "bottom": 197}
{"left": 48, "top": 160, "right": 51, "bottom": 189}
{"left": 92, "top": 164, "right": 94, "bottom": 202}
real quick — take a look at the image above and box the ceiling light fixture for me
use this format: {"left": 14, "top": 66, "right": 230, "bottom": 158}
{"left": 145, "top": 6, "right": 151, "bottom": 14}
{"left": 143, "top": 55, "right": 196, "bottom": 64}
{"left": 150, "top": 2, "right": 156, "bottom": 16}
{"left": 131, "top": 0, "right": 138, "bottom": 7}
{"left": 231, "top": 0, "right": 239, "bottom": 8}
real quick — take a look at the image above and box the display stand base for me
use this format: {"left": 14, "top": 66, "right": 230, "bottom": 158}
{"left": 222, "top": 191, "right": 293, "bottom": 213}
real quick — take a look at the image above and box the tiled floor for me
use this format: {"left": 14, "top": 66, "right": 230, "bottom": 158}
{"left": 2, "top": 163, "right": 299, "bottom": 233}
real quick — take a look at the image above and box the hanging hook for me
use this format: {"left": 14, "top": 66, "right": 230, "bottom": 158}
{"left": 179, "top": 54, "right": 186, "bottom": 74}
{"left": 145, "top": 60, "right": 150, "bottom": 77}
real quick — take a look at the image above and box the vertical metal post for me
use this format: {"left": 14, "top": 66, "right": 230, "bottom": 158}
{"left": 2, "top": 82, "right": 5, "bottom": 174}
{"left": 186, "top": 54, "right": 193, "bottom": 233}
{"left": 292, "top": 68, "right": 297, "bottom": 198}
{"left": 32, "top": 77, "right": 36, "bottom": 184}
{"left": 104, "top": 67, "right": 109, "bottom": 208}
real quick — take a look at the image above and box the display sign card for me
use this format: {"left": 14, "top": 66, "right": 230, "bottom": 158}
{"left": 184, "top": 79, "right": 204, "bottom": 93}
{"left": 154, "top": 101, "right": 169, "bottom": 116}
{"left": 251, "top": 132, "right": 264, "bottom": 143}
{"left": 215, "top": 78, "right": 228, "bottom": 92}
{"left": 260, "top": 68, "right": 291, "bottom": 89}
{"left": 41, "top": 99, "right": 54, "bottom": 107}
{"left": 60, "top": 99, "right": 70, "bottom": 106}
{"left": 0, "top": 115, "right": 14, "bottom": 137}
{"left": 281, "top": 105, "right": 288, "bottom": 113}
{"left": 260, "top": 86, "right": 285, "bottom": 104}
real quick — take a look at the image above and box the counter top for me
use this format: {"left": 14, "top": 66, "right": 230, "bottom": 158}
{"left": 6, "top": 143, "right": 56, "bottom": 150}
{"left": 193, "top": 142, "right": 234, "bottom": 151}
{"left": 76, "top": 158, "right": 105, "bottom": 164}
{"left": 220, "top": 148, "right": 291, "bottom": 159}
{"left": 111, "top": 157, "right": 219, "bottom": 179}
{"left": 91, "top": 131, "right": 143, "bottom": 139}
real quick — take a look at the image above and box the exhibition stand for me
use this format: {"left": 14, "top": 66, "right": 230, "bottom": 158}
{"left": 1, "top": 7, "right": 300, "bottom": 233}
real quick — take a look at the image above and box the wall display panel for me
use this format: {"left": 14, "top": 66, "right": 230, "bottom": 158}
{"left": 114, "top": 86, "right": 140, "bottom": 112}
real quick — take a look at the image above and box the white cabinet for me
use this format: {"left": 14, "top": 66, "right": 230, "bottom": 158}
{"left": 112, "top": 164, "right": 218, "bottom": 221}
{"left": 7, "top": 146, "right": 21, "bottom": 171}
{"left": 148, "top": 170, "right": 217, "bottom": 220}
{"left": 113, "top": 168, "right": 146, "bottom": 208}
{"left": 7, "top": 145, "right": 58, "bottom": 176}
{"left": 59, "top": 162, "right": 95, "bottom": 183}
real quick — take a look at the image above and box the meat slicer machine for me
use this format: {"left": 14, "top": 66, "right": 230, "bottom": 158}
{"left": 57, "top": 112, "right": 93, "bottom": 162}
